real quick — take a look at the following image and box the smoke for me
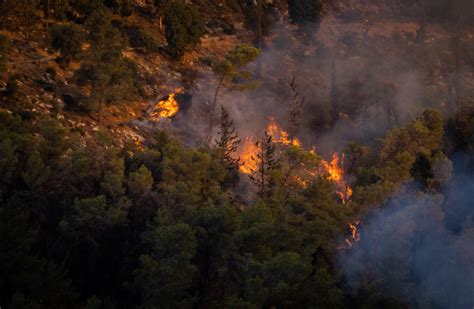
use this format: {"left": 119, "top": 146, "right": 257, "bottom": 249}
{"left": 170, "top": 0, "right": 473, "bottom": 159}
{"left": 338, "top": 167, "right": 474, "bottom": 308}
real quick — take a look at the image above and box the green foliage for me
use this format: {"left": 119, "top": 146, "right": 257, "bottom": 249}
{"left": 1, "top": 103, "right": 457, "bottom": 308}
{"left": 242, "top": 2, "right": 275, "bottom": 38}
{"left": 121, "top": 25, "right": 160, "bottom": 52}
{"left": 163, "top": 1, "right": 205, "bottom": 60}
{"left": 212, "top": 44, "right": 261, "bottom": 91}
{"left": 157, "top": 140, "right": 229, "bottom": 217}
{"left": 249, "top": 132, "right": 280, "bottom": 199}
{"left": 21, "top": 151, "right": 51, "bottom": 191}
{"left": 85, "top": 9, "right": 124, "bottom": 51}
{"left": 134, "top": 223, "right": 197, "bottom": 308}
{"left": 75, "top": 9, "right": 138, "bottom": 120}
{"left": 127, "top": 165, "right": 154, "bottom": 196}
{"left": 261, "top": 252, "right": 311, "bottom": 306}
{"left": 215, "top": 105, "right": 241, "bottom": 170}
{"left": 50, "top": 23, "right": 85, "bottom": 61}
{"left": 288, "top": 0, "right": 323, "bottom": 26}
{"left": 100, "top": 153, "right": 125, "bottom": 200}
{"left": 209, "top": 44, "right": 260, "bottom": 132}
{"left": 352, "top": 109, "right": 445, "bottom": 211}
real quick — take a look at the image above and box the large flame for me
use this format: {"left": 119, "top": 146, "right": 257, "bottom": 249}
{"left": 321, "top": 153, "right": 353, "bottom": 204}
{"left": 150, "top": 91, "right": 181, "bottom": 121}
{"left": 238, "top": 117, "right": 352, "bottom": 204}
{"left": 239, "top": 137, "right": 259, "bottom": 175}
{"left": 267, "top": 116, "right": 301, "bottom": 147}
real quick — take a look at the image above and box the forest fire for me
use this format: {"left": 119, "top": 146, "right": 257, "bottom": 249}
{"left": 238, "top": 117, "right": 352, "bottom": 204}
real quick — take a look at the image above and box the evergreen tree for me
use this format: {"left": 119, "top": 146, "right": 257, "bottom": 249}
{"left": 134, "top": 223, "right": 197, "bottom": 308}
{"left": 127, "top": 165, "right": 154, "bottom": 197}
{"left": 209, "top": 44, "right": 260, "bottom": 133}
{"left": 163, "top": 1, "right": 204, "bottom": 60}
{"left": 249, "top": 131, "right": 280, "bottom": 199}
{"left": 75, "top": 9, "right": 138, "bottom": 121}
{"left": 215, "top": 105, "right": 241, "bottom": 169}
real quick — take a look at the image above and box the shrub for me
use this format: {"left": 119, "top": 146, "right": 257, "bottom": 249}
{"left": 50, "top": 24, "right": 85, "bottom": 61}
{"left": 122, "top": 26, "right": 160, "bottom": 52}
{"left": 163, "top": 1, "right": 205, "bottom": 60}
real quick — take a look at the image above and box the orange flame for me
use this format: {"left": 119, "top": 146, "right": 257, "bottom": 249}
{"left": 267, "top": 116, "right": 301, "bottom": 147}
{"left": 239, "top": 137, "right": 259, "bottom": 174}
{"left": 150, "top": 93, "right": 180, "bottom": 121}
{"left": 340, "top": 220, "right": 361, "bottom": 249}
{"left": 348, "top": 220, "right": 361, "bottom": 242}
{"left": 320, "top": 153, "right": 353, "bottom": 203}
{"left": 237, "top": 117, "right": 352, "bottom": 204}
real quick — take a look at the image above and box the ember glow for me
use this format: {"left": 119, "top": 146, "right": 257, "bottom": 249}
{"left": 348, "top": 221, "right": 361, "bottom": 242}
{"left": 342, "top": 220, "right": 362, "bottom": 249}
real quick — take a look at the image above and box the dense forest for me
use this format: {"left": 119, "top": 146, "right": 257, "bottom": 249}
{"left": 0, "top": 0, "right": 473, "bottom": 308}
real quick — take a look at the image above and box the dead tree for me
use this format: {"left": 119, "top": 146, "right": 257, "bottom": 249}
{"left": 288, "top": 76, "right": 305, "bottom": 137}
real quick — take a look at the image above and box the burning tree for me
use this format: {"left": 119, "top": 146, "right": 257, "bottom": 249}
{"left": 209, "top": 44, "right": 261, "bottom": 134}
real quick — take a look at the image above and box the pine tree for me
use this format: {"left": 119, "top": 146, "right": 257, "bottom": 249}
{"left": 74, "top": 9, "right": 138, "bottom": 121}
{"left": 209, "top": 44, "right": 260, "bottom": 134}
{"left": 215, "top": 105, "right": 241, "bottom": 169}
{"left": 163, "top": 1, "right": 204, "bottom": 60}
{"left": 249, "top": 131, "right": 280, "bottom": 199}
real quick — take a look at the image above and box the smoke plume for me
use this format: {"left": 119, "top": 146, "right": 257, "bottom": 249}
{"left": 338, "top": 166, "right": 474, "bottom": 308}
